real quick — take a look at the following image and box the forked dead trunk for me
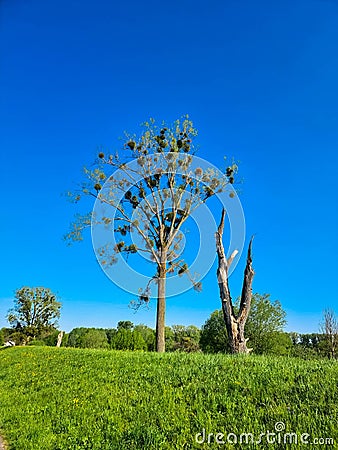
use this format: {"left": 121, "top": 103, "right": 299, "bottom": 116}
{"left": 215, "top": 209, "right": 255, "bottom": 354}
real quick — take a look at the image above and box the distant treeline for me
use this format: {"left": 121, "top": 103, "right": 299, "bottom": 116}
{"left": 1, "top": 321, "right": 335, "bottom": 358}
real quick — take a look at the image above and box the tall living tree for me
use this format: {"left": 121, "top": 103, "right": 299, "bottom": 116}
{"left": 66, "top": 117, "right": 237, "bottom": 352}
{"left": 216, "top": 209, "right": 254, "bottom": 353}
{"left": 7, "top": 287, "right": 61, "bottom": 343}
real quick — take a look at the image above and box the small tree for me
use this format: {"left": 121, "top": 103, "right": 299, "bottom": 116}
{"left": 171, "top": 324, "right": 201, "bottom": 352}
{"left": 67, "top": 327, "right": 87, "bottom": 347}
{"left": 244, "top": 293, "right": 287, "bottom": 353}
{"left": 111, "top": 328, "right": 147, "bottom": 350}
{"left": 134, "top": 324, "right": 156, "bottom": 351}
{"left": 132, "top": 330, "right": 148, "bottom": 351}
{"left": 80, "top": 329, "right": 109, "bottom": 349}
{"left": 320, "top": 309, "right": 338, "bottom": 359}
{"left": 215, "top": 209, "right": 254, "bottom": 354}
{"left": 199, "top": 310, "right": 230, "bottom": 353}
{"left": 7, "top": 287, "right": 61, "bottom": 343}
{"left": 66, "top": 117, "right": 237, "bottom": 352}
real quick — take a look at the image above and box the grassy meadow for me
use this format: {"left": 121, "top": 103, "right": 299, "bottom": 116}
{"left": 0, "top": 347, "right": 337, "bottom": 449}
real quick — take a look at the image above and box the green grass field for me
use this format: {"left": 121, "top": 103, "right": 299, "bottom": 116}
{"left": 0, "top": 347, "right": 337, "bottom": 449}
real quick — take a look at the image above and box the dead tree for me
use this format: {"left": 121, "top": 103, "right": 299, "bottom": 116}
{"left": 320, "top": 309, "right": 338, "bottom": 359}
{"left": 56, "top": 331, "right": 64, "bottom": 348}
{"left": 215, "top": 209, "right": 254, "bottom": 354}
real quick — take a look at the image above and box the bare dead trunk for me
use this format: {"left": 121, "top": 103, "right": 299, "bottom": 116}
{"left": 156, "top": 252, "right": 167, "bottom": 353}
{"left": 216, "top": 209, "right": 255, "bottom": 354}
{"left": 56, "top": 331, "right": 64, "bottom": 347}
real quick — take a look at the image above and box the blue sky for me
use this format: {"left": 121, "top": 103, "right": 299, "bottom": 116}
{"left": 0, "top": 0, "right": 337, "bottom": 334}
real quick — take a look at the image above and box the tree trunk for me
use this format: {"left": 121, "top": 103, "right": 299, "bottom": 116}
{"left": 156, "top": 252, "right": 167, "bottom": 353}
{"left": 215, "top": 209, "right": 255, "bottom": 354}
{"left": 56, "top": 331, "right": 64, "bottom": 347}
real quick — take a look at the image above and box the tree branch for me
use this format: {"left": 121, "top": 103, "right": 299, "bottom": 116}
{"left": 238, "top": 236, "right": 255, "bottom": 324}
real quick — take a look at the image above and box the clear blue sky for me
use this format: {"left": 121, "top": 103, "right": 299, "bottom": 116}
{"left": 1, "top": 0, "right": 337, "bottom": 334}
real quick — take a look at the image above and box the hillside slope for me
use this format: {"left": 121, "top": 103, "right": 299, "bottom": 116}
{"left": 0, "top": 347, "right": 337, "bottom": 449}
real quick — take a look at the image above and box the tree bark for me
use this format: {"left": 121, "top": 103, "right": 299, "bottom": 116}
{"left": 56, "top": 331, "right": 64, "bottom": 348}
{"left": 216, "top": 209, "right": 255, "bottom": 354}
{"left": 156, "top": 252, "right": 167, "bottom": 352}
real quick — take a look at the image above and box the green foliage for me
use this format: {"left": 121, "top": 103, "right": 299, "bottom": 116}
{"left": 28, "top": 339, "right": 46, "bottom": 346}
{"left": 1, "top": 326, "right": 65, "bottom": 347}
{"left": 65, "top": 324, "right": 203, "bottom": 352}
{"left": 131, "top": 331, "right": 147, "bottom": 351}
{"left": 61, "top": 332, "right": 69, "bottom": 347}
{"left": 41, "top": 329, "right": 62, "bottom": 347}
{"left": 200, "top": 294, "right": 288, "bottom": 355}
{"left": 1, "top": 327, "right": 13, "bottom": 341}
{"left": 3, "top": 331, "right": 26, "bottom": 345}
{"left": 163, "top": 325, "right": 202, "bottom": 352}
{"left": 110, "top": 329, "right": 146, "bottom": 351}
{"left": 171, "top": 325, "right": 201, "bottom": 352}
{"left": 0, "top": 347, "right": 337, "bottom": 449}
{"left": 7, "top": 287, "right": 61, "bottom": 342}
{"left": 67, "top": 328, "right": 109, "bottom": 349}
{"left": 164, "top": 326, "right": 175, "bottom": 351}
{"left": 0, "top": 328, "right": 4, "bottom": 346}
{"left": 80, "top": 329, "right": 109, "bottom": 349}
{"left": 105, "top": 328, "right": 117, "bottom": 347}
{"left": 133, "top": 324, "right": 156, "bottom": 351}
{"left": 67, "top": 328, "right": 87, "bottom": 348}
{"left": 117, "top": 320, "right": 134, "bottom": 331}
{"left": 257, "top": 332, "right": 292, "bottom": 356}
{"left": 290, "top": 333, "right": 330, "bottom": 359}
{"left": 244, "top": 293, "right": 287, "bottom": 353}
{"left": 200, "top": 310, "right": 230, "bottom": 353}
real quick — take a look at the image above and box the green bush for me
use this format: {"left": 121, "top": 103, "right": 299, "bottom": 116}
{"left": 28, "top": 339, "right": 46, "bottom": 346}
{"left": 110, "top": 329, "right": 146, "bottom": 350}
{"left": 80, "top": 329, "right": 109, "bottom": 349}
